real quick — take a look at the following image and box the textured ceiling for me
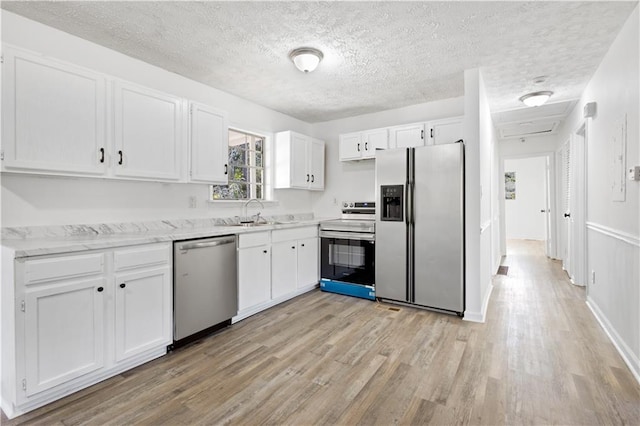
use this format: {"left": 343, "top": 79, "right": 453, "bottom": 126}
{"left": 2, "top": 1, "right": 637, "bottom": 124}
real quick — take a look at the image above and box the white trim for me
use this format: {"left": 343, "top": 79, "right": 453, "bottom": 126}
{"left": 586, "top": 297, "right": 640, "bottom": 385}
{"left": 586, "top": 222, "right": 640, "bottom": 247}
{"left": 464, "top": 282, "right": 494, "bottom": 323}
{"left": 232, "top": 283, "right": 318, "bottom": 323}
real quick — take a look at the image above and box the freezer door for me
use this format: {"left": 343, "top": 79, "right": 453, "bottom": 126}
{"left": 413, "top": 143, "right": 464, "bottom": 312}
{"left": 375, "top": 148, "right": 408, "bottom": 302}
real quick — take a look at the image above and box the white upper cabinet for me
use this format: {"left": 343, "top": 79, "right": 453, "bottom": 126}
{"left": 189, "top": 102, "right": 228, "bottom": 184}
{"left": 1, "top": 47, "right": 107, "bottom": 175}
{"left": 427, "top": 116, "right": 463, "bottom": 145}
{"left": 274, "top": 131, "right": 325, "bottom": 191}
{"left": 113, "top": 81, "right": 184, "bottom": 181}
{"left": 390, "top": 123, "right": 426, "bottom": 148}
{"left": 340, "top": 129, "right": 388, "bottom": 161}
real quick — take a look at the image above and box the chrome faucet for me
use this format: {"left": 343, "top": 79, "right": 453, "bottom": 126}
{"left": 243, "top": 198, "right": 264, "bottom": 223}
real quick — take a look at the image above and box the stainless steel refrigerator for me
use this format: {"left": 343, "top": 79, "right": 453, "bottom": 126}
{"left": 375, "top": 142, "right": 464, "bottom": 316}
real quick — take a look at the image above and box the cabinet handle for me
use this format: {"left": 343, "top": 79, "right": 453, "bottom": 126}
{"left": 430, "top": 128, "right": 434, "bottom": 138}
{"left": 357, "top": 143, "right": 360, "bottom": 152}
{"left": 306, "top": 174, "right": 310, "bottom": 182}
{"left": 99, "top": 147, "right": 105, "bottom": 163}
{"left": 365, "top": 142, "right": 368, "bottom": 151}
{"left": 224, "top": 164, "right": 228, "bottom": 175}
{"left": 263, "top": 249, "right": 268, "bottom": 254}
{"left": 118, "top": 150, "right": 123, "bottom": 165}
{"left": 421, "top": 130, "right": 424, "bottom": 140}
{"left": 120, "top": 283, "right": 126, "bottom": 289}
{"left": 97, "top": 287, "right": 104, "bottom": 292}
{"left": 311, "top": 175, "right": 315, "bottom": 183}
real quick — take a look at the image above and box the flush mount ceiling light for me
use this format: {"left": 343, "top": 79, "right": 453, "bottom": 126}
{"left": 289, "top": 47, "right": 323, "bottom": 73}
{"left": 519, "top": 91, "right": 554, "bottom": 107}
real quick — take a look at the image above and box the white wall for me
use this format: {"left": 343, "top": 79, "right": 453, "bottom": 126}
{"left": 462, "top": 69, "right": 500, "bottom": 323}
{"left": 556, "top": 5, "right": 640, "bottom": 382}
{"left": 310, "top": 97, "right": 464, "bottom": 217}
{"left": 1, "top": 11, "right": 315, "bottom": 227}
{"left": 504, "top": 157, "right": 547, "bottom": 240}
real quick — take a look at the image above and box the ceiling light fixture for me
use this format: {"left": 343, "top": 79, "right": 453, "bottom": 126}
{"left": 289, "top": 47, "right": 323, "bottom": 73}
{"left": 519, "top": 91, "right": 553, "bottom": 107}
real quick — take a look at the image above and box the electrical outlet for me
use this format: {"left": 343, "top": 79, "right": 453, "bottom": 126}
{"left": 591, "top": 270, "right": 596, "bottom": 285}
{"left": 189, "top": 196, "right": 197, "bottom": 208}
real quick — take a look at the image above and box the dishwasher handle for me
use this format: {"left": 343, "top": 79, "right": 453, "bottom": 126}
{"left": 178, "top": 237, "right": 236, "bottom": 251}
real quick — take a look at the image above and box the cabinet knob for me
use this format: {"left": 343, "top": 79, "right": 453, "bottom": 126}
{"left": 120, "top": 283, "right": 126, "bottom": 288}
{"left": 301, "top": 243, "right": 305, "bottom": 247}
{"left": 263, "top": 249, "right": 268, "bottom": 254}
{"left": 291, "top": 246, "right": 296, "bottom": 249}
{"left": 97, "top": 287, "right": 104, "bottom": 292}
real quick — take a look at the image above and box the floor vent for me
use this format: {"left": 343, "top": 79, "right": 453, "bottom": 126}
{"left": 497, "top": 266, "right": 509, "bottom": 275}
{"left": 388, "top": 307, "right": 401, "bottom": 312}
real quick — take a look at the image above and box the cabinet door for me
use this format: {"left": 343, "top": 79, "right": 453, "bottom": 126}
{"left": 114, "top": 267, "right": 172, "bottom": 363}
{"left": 190, "top": 102, "right": 228, "bottom": 183}
{"left": 271, "top": 241, "right": 297, "bottom": 299}
{"left": 2, "top": 48, "right": 107, "bottom": 175}
{"left": 297, "top": 237, "right": 319, "bottom": 288}
{"left": 362, "top": 129, "right": 388, "bottom": 159}
{"left": 113, "top": 81, "right": 183, "bottom": 181}
{"left": 308, "top": 139, "right": 325, "bottom": 190}
{"left": 339, "top": 133, "right": 363, "bottom": 161}
{"left": 24, "top": 278, "right": 105, "bottom": 396}
{"left": 391, "top": 124, "right": 425, "bottom": 148}
{"left": 238, "top": 246, "right": 271, "bottom": 311}
{"left": 429, "top": 117, "right": 463, "bottom": 145}
{"left": 290, "top": 132, "right": 311, "bottom": 188}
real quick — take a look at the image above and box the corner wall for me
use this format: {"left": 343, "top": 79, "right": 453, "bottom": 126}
{"left": 557, "top": 5, "right": 640, "bottom": 382}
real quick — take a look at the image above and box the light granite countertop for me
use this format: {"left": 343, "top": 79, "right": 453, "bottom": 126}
{"left": 2, "top": 214, "right": 332, "bottom": 258}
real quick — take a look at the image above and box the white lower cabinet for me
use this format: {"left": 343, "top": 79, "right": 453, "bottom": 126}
{"left": 5, "top": 243, "right": 172, "bottom": 419}
{"left": 24, "top": 277, "right": 106, "bottom": 397}
{"left": 235, "top": 226, "right": 319, "bottom": 322}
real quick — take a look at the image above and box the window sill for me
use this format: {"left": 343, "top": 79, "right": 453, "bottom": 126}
{"left": 206, "top": 199, "right": 279, "bottom": 208}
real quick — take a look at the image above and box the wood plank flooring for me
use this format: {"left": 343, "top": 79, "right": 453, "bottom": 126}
{"left": 3, "top": 240, "right": 639, "bottom": 425}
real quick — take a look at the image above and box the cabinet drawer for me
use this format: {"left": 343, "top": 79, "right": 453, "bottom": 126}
{"left": 271, "top": 226, "right": 318, "bottom": 243}
{"left": 238, "top": 232, "right": 270, "bottom": 248}
{"left": 114, "top": 243, "right": 171, "bottom": 272}
{"left": 23, "top": 253, "right": 106, "bottom": 285}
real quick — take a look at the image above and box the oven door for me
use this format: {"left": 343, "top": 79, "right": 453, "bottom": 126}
{"left": 320, "top": 231, "right": 375, "bottom": 286}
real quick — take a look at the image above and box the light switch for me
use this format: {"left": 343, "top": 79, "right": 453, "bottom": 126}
{"left": 629, "top": 166, "right": 640, "bottom": 181}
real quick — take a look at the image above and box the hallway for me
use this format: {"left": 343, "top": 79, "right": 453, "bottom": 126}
{"left": 3, "top": 241, "right": 639, "bottom": 425}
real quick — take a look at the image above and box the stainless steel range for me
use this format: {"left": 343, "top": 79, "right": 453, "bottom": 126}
{"left": 319, "top": 201, "right": 375, "bottom": 300}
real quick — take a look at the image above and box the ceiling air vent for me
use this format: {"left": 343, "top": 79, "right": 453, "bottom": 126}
{"left": 499, "top": 120, "right": 559, "bottom": 139}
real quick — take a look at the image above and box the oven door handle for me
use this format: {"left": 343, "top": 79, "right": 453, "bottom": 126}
{"left": 320, "top": 231, "right": 375, "bottom": 241}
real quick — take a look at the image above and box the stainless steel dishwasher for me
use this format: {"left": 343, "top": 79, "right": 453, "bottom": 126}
{"left": 173, "top": 235, "right": 237, "bottom": 346}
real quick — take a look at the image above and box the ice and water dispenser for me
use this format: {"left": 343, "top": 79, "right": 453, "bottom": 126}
{"left": 380, "top": 185, "right": 404, "bottom": 221}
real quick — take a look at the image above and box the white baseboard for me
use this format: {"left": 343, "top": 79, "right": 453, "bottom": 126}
{"left": 232, "top": 283, "right": 318, "bottom": 323}
{"left": 586, "top": 297, "right": 640, "bottom": 385}
{"left": 464, "top": 283, "right": 494, "bottom": 323}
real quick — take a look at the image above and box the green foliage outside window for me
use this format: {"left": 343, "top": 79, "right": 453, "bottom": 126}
{"left": 211, "top": 130, "right": 264, "bottom": 200}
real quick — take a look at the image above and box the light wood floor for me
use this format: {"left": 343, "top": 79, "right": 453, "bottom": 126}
{"left": 3, "top": 240, "right": 639, "bottom": 425}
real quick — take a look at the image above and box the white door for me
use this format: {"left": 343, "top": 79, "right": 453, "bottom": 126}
{"left": 24, "top": 278, "right": 105, "bottom": 396}
{"left": 238, "top": 246, "right": 271, "bottom": 311}
{"left": 391, "top": 124, "right": 425, "bottom": 148}
{"left": 271, "top": 241, "right": 297, "bottom": 299}
{"left": 189, "top": 102, "right": 228, "bottom": 184}
{"left": 544, "top": 157, "right": 553, "bottom": 257}
{"left": 560, "top": 140, "right": 573, "bottom": 278}
{"left": 113, "top": 81, "right": 183, "bottom": 181}
{"left": 362, "top": 129, "right": 388, "bottom": 158}
{"left": 2, "top": 48, "right": 107, "bottom": 175}
{"left": 339, "top": 133, "right": 363, "bottom": 161}
{"left": 430, "top": 117, "right": 463, "bottom": 145}
{"left": 308, "top": 139, "right": 325, "bottom": 190}
{"left": 297, "top": 237, "right": 319, "bottom": 288}
{"left": 290, "top": 133, "right": 310, "bottom": 188}
{"left": 114, "top": 267, "right": 172, "bottom": 363}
